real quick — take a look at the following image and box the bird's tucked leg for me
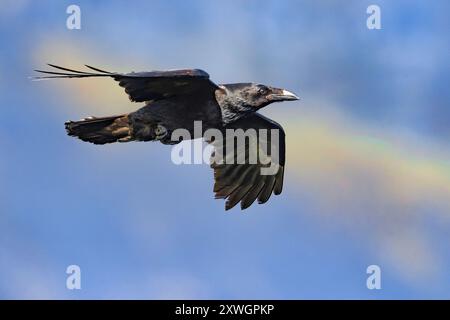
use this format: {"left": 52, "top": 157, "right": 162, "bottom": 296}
{"left": 155, "top": 124, "right": 168, "bottom": 140}
{"left": 130, "top": 119, "right": 167, "bottom": 142}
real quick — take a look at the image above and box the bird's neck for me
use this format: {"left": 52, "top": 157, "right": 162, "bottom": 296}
{"left": 215, "top": 88, "right": 254, "bottom": 124}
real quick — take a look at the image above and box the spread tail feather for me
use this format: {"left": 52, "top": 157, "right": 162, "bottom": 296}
{"left": 65, "top": 114, "right": 132, "bottom": 144}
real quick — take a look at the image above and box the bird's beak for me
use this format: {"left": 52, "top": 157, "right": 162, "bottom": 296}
{"left": 267, "top": 88, "right": 300, "bottom": 102}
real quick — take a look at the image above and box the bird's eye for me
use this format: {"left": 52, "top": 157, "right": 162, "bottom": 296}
{"left": 258, "top": 87, "right": 268, "bottom": 95}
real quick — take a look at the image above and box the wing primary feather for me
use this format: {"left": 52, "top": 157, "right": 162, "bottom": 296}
{"left": 240, "top": 179, "right": 265, "bottom": 210}
{"left": 224, "top": 168, "right": 260, "bottom": 210}
{"left": 213, "top": 165, "right": 247, "bottom": 193}
{"left": 47, "top": 64, "right": 98, "bottom": 74}
{"left": 214, "top": 165, "right": 256, "bottom": 199}
{"left": 32, "top": 68, "right": 112, "bottom": 79}
{"left": 34, "top": 70, "right": 92, "bottom": 76}
{"left": 257, "top": 176, "right": 276, "bottom": 204}
{"left": 31, "top": 74, "right": 109, "bottom": 80}
{"left": 84, "top": 65, "right": 113, "bottom": 74}
{"left": 225, "top": 184, "right": 254, "bottom": 210}
{"left": 273, "top": 167, "right": 284, "bottom": 195}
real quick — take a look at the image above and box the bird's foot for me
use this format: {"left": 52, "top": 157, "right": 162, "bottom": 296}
{"left": 155, "top": 124, "right": 168, "bottom": 140}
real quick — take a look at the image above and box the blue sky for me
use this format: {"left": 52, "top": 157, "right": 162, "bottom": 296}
{"left": 0, "top": 0, "right": 449, "bottom": 299}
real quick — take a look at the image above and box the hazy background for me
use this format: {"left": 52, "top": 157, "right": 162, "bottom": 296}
{"left": 0, "top": 0, "right": 449, "bottom": 299}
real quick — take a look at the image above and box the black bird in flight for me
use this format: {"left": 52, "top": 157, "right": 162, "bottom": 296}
{"left": 34, "top": 64, "right": 299, "bottom": 210}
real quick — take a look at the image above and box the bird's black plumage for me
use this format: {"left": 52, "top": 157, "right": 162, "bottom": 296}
{"left": 33, "top": 64, "right": 299, "bottom": 210}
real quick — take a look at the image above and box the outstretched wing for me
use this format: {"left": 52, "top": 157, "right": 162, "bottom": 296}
{"left": 33, "top": 64, "right": 219, "bottom": 102}
{"left": 209, "top": 113, "right": 286, "bottom": 210}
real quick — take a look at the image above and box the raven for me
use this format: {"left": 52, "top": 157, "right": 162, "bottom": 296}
{"left": 34, "top": 65, "right": 299, "bottom": 210}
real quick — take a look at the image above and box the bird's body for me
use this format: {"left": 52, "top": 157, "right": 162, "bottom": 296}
{"left": 34, "top": 65, "right": 299, "bottom": 210}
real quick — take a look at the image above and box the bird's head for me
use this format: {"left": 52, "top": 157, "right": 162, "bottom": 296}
{"left": 219, "top": 83, "right": 299, "bottom": 111}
